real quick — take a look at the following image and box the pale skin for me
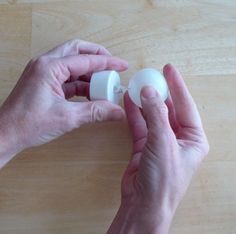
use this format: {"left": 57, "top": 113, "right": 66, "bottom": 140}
{"left": 0, "top": 39, "right": 209, "bottom": 233}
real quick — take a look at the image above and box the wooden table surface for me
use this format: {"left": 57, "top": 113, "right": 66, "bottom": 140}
{"left": 0, "top": 1, "right": 235, "bottom": 233}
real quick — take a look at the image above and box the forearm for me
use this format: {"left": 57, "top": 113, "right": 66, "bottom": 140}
{"left": 107, "top": 202, "right": 173, "bottom": 234}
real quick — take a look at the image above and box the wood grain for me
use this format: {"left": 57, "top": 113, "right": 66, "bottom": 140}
{"left": 0, "top": 0, "right": 236, "bottom": 233}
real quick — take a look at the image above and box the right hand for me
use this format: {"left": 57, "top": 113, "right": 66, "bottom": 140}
{"left": 108, "top": 64, "right": 209, "bottom": 234}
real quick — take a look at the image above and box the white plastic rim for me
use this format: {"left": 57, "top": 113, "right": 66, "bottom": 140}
{"left": 90, "top": 70, "right": 121, "bottom": 104}
{"left": 128, "top": 68, "right": 169, "bottom": 108}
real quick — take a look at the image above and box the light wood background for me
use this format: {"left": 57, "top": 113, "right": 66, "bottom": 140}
{"left": 0, "top": 0, "right": 235, "bottom": 233}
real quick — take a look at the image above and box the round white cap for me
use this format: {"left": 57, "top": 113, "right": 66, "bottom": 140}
{"left": 90, "top": 70, "right": 121, "bottom": 104}
{"left": 128, "top": 68, "right": 169, "bottom": 108}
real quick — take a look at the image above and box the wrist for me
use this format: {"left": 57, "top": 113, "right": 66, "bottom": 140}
{"left": 0, "top": 108, "right": 25, "bottom": 168}
{"left": 107, "top": 200, "right": 173, "bottom": 234}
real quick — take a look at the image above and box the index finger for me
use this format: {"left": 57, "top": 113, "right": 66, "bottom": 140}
{"left": 163, "top": 64, "right": 202, "bottom": 129}
{"left": 54, "top": 54, "right": 128, "bottom": 83}
{"left": 45, "top": 39, "right": 112, "bottom": 58}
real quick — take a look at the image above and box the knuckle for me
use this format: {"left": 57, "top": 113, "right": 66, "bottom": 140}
{"left": 69, "top": 39, "right": 82, "bottom": 51}
{"left": 27, "top": 55, "right": 70, "bottom": 85}
{"left": 149, "top": 99, "right": 169, "bottom": 117}
{"left": 71, "top": 38, "right": 82, "bottom": 45}
{"left": 148, "top": 101, "right": 169, "bottom": 127}
{"left": 96, "top": 45, "right": 106, "bottom": 54}
{"left": 33, "top": 56, "right": 50, "bottom": 71}
{"left": 157, "top": 102, "right": 169, "bottom": 117}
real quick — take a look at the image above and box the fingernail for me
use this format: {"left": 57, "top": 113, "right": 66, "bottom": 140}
{"left": 141, "top": 86, "right": 157, "bottom": 99}
{"left": 111, "top": 109, "right": 125, "bottom": 121}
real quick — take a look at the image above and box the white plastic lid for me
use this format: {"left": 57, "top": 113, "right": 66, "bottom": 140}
{"left": 90, "top": 70, "right": 121, "bottom": 104}
{"left": 128, "top": 68, "right": 169, "bottom": 107}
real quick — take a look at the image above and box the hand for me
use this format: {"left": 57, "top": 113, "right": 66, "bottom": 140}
{"left": 0, "top": 39, "right": 128, "bottom": 168}
{"left": 108, "top": 64, "right": 209, "bottom": 234}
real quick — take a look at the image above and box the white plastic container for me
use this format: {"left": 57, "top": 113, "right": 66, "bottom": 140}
{"left": 90, "top": 68, "right": 169, "bottom": 108}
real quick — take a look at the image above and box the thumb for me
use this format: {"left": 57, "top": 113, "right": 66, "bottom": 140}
{"left": 72, "top": 100, "right": 125, "bottom": 125}
{"left": 140, "top": 86, "right": 173, "bottom": 148}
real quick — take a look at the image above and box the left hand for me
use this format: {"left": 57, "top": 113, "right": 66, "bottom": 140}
{"left": 0, "top": 39, "right": 128, "bottom": 167}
